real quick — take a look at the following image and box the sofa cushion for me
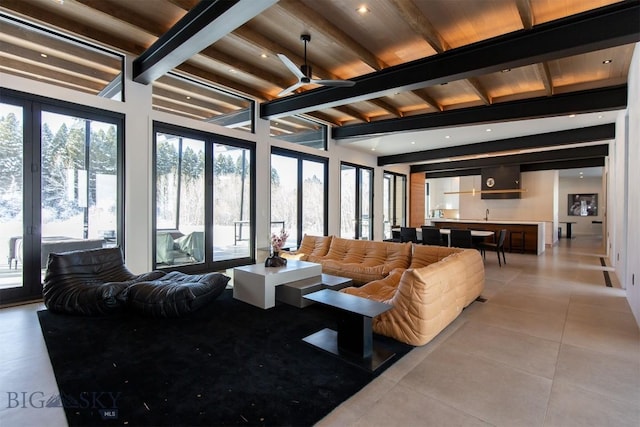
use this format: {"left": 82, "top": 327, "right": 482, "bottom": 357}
{"left": 282, "top": 234, "right": 332, "bottom": 261}
{"left": 127, "top": 271, "right": 230, "bottom": 317}
{"left": 316, "top": 237, "right": 411, "bottom": 284}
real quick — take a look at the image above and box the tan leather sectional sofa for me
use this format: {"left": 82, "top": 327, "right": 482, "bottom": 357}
{"left": 283, "top": 235, "right": 485, "bottom": 346}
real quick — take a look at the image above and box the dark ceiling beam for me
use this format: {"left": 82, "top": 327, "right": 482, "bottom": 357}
{"left": 514, "top": 0, "right": 555, "bottom": 97}
{"left": 335, "top": 85, "right": 626, "bottom": 140}
{"left": 410, "top": 144, "right": 608, "bottom": 173}
{"left": 521, "top": 157, "right": 605, "bottom": 172}
{"left": 378, "top": 124, "right": 614, "bottom": 166}
{"left": 388, "top": 0, "right": 493, "bottom": 110}
{"left": 424, "top": 157, "right": 605, "bottom": 179}
{"left": 260, "top": 1, "right": 640, "bottom": 119}
{"left": 133, "top": 0, "right": 276, "bottom": 84}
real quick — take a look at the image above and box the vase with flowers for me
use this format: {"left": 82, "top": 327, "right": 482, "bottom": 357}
{"left": 265, "top": 229, "right": 289, "bottom": 267}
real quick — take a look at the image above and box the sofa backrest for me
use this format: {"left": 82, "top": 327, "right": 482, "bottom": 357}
{"left": 410, "top": 244, "right": 464, "bottom": 269}
{"left": 297, "top": 234, "right": 332, "bottom": 257}
{"left": 320, "top": 237, "right": 411, "bottom": 269}
{"left": 44, "top": 247, "right": 136, "bottom": 283}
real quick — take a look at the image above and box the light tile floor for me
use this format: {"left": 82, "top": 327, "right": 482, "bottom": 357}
{"left": 319, "top": 236, "right": 640, "bottom": 427}
{"left": 0, "top": 236, "right": 638, "bottom": 426}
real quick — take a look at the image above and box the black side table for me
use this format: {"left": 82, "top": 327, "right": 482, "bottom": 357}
{"left": 303, "top": 289, "right": 395, "bottom": 371}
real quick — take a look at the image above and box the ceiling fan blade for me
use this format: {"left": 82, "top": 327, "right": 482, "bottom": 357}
{"left": 311, "top": 79, "right": 356, "bottom": 87}
{"left": 277, "top": 80, "right": 305, "bottom": 97}
{"left": 277, "top": 54, "right": 305, "bottom": 80}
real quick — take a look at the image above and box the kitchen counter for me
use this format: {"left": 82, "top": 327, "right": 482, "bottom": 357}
{"left": 429, "top": 219, "right": 547, "bottom": 255}
{"left": 426, "top": 218, "right": 546, "bottom": 226}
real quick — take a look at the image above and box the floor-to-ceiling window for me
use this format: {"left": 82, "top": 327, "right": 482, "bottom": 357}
{"left": 153, "top": 122, "right": 255, "bottom": 272}
{"left": 270, "top": 148, "right": 328, "bottom": 247}
{"left": 383, "top": 172, "right": 407, "bottom": 240}
{"left": 0, "top": 89, "right": 123, "bottom": 304}
{"left": 340, "top": 162, "right": 373, "bottom": 240}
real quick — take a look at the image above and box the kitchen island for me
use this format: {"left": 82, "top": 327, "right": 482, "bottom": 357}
{"left": 428, "top": 219, "right": 546, "bottom": 255}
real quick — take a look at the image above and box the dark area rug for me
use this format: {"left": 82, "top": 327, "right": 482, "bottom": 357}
{"left": 38, "top": 289, "right": 412, "bottom": 426}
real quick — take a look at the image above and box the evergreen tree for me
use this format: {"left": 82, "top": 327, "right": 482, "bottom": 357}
{"left": 0, "top": 112, "right": 23, "bottom": 218}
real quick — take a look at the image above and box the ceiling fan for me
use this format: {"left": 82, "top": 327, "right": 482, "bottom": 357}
{"left": 277, "top": 34, "right": 356, "bottom": 97}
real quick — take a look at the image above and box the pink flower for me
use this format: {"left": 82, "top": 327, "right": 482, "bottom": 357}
{"left": 271, "top": 229, "right": 289, "bottom": 251}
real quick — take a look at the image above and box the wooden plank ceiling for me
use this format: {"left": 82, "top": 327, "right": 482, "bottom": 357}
{"left": 0, "top": 0, "right": 635, "bottom": 129}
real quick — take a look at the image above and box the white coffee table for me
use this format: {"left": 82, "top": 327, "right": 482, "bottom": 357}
{"left": 232, "top": 260, "right": 322, "bottom": 309}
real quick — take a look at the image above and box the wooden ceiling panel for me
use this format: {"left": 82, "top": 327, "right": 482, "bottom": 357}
{"left": 247, "top": 2, "right": 374, "bottom": 79}
{"left": 530, "top": 0, "right": 622, "bottom": 25}
{"left": 476, "top": 65, "right": 546, "bottom": 99}
{"left": 548, "top": 44, "right": 635, "bottom": 88}
{"left": 301, "top": 0, "right": 437, "bottom": 66}
{"left": 183, "top": 54, "right": 279, "bottom": 97}
{"left": 1, "top": 0, "right": 635, "bottom": 133}
{"left": 426, "top": 80, "right": 486, "bottom": 109}
{"left": 415, "top": 0, "right": 524, "bottom": 49}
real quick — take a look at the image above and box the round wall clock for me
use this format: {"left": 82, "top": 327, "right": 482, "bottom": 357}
{"left": 486, "top": 177, "right": 495, "bottom": 188}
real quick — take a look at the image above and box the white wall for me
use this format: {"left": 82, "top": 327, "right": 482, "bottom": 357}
{"left": 558, "top": 175, "right": 604, "bottom": 236}
{"left": 458, "top": 170, "right": 558, "bottom": 246}
{"left": 621, "top": 43, "right": 640, "bottom": 324}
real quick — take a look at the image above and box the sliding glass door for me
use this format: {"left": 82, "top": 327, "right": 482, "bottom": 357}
{"left": 340, "top": 162, "right": 373, "bottom": 240}
{"left": 0, "top": 102, "right": 26, "bottom": 302}
{"left": 270, "top": 149, "right": 328, "bottom": 247}
{"left": 0, "top": 91, "right": 123, "bottom": 305}
{"left": 154, "top": 123, "right": 255, "bottom": 271}
{"left": 383, "top": 172, "right": 407, "bottom": 240}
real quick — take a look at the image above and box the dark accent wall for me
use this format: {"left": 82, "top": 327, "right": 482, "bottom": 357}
{"left": 481, "top": 166, "right": 521, "bottom": 199}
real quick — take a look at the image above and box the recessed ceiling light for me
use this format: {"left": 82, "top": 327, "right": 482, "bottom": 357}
{"left": 186, "top": 96, "right": 191, "bottom": 100}
{"left": 485, "top": 128, "right": 492, "bottom": 132}
{"left": 229, "top": 68, "right": 237, "bottom": 73}
{"left": 602, "top": 59, "right": 612, "bottom": 64}
{"left": 40, "top": 53, "right": 48, "bottom": 58}
{"left": 501, "top": 68, "right": 511, "bottom": 73}
{"left": 598, "top": 114, "right": 603, "bottom": 119}
{"left": 371, "top": 147, "right": 376, "bottom": 151}
{"left": 50, "top": 0, "right": 64, "bottom": 4}
{"left": 260, "top": 53, "right": 268, "bottom": 58}
{"left": 356, "top": 5, "right": 370, "bottom": 14}
{"left": 569, "top": 114, "right": 576, "bottom": 118}
{"left": 410, "top": 141, "right": 415, "bottom": 144}
{"left": 445, "top": 135, "right": 450, "bottom": 139}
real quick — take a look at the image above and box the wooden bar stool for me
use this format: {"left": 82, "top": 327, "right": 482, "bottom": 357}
{"left": 509, "top": 230, "right": 525, "bottom": 253}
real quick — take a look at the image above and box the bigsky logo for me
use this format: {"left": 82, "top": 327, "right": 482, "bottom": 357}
{"left": 5, "top": 391, "right": 121, "bottom": 420}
